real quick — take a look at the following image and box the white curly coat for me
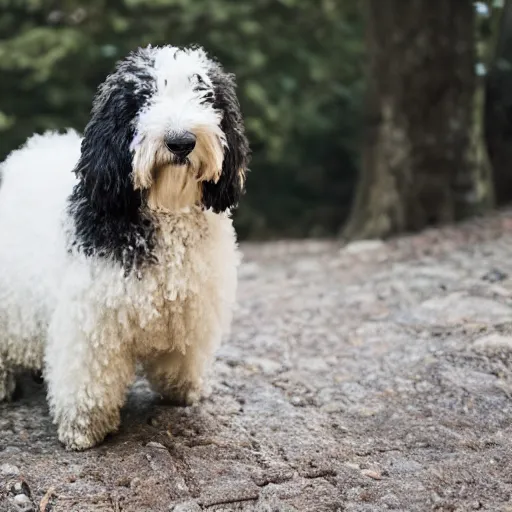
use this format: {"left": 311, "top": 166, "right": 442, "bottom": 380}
{"left": 0, "top": 130, "right": 240, "bottom": 450}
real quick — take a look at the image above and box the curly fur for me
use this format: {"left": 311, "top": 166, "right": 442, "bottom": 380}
{"left": 0, "top": 45, "right": 249, "bottom": 450}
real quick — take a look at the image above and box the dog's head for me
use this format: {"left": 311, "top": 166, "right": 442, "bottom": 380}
{"left": 74, "top": 45, "right": 249, "bottom": 215}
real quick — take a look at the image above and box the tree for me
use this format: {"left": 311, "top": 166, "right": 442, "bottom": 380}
{"left": 344, "top": 0, "right": 494, "bottom": 240}
{"left": 485, "top": 0, "right": 512, "bottom": 206}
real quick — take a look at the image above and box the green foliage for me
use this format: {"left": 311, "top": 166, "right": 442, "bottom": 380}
{"left": 0, "top": 0, "right": 364, "bottom": 239}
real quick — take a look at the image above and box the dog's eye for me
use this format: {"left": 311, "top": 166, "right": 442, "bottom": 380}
{"left": 200, "top": 91, "right": 215, "bottom": 106}
{"left": 164, "top": 79, "right": 168, "bottom": 87}
{"left": 193, "top": 73, "right": 204, "bottom": 84}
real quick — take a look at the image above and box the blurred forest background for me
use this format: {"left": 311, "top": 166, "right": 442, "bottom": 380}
{"left": 0, "top": 0, "right": 511, "bottom": 240}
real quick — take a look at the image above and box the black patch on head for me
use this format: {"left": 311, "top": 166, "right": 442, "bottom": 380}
{"left": 202, "top": 64, "right": 250, "bottom": 212}
{"left": 69, "top": 48, "right": 158, "bottom": 272}
{"left": 192, "top": 73, "right": 215, "bottom": 106}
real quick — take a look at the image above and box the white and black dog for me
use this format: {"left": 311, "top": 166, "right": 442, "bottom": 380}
{"left": 0, "top": 45, "right": 249, "bottom": 450}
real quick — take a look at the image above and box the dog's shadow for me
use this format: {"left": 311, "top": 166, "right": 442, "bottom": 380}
{"left": 1, "top": 373, "right": 204, "bottom": 451}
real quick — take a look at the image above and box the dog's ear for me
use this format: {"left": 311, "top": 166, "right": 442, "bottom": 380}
{"left": 74, "top": 52, "right": 154, "bottom": 215}
{"left": 202, "top": 66, "right": 250, "bottom": 213}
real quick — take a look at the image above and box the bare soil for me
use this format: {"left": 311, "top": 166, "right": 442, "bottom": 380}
{"left": 3, "top": 212, "right": 512, "bottom": 511}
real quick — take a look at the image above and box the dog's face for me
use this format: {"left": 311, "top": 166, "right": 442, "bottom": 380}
{"left": 75, "top": 46, "right": 249, "bottom": 215}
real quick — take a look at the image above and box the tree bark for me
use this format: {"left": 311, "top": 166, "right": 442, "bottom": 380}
{"left": 485, "top": 0, "right": 512, "bottom": 206}
{"left": 344, "top": 0, "right": 493, "bottom": 240}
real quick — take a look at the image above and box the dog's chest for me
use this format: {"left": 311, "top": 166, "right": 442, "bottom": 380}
{"left": 124, "top": 209, "right": 214, "bottom": 351}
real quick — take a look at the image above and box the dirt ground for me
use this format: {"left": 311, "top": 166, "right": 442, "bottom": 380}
{"left": 3, "top": 212, "right": 512, "bottom": 511}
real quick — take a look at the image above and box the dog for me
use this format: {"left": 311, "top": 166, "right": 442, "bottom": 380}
{"left": 0, "top": 45, "right": 249, "bottom": 450}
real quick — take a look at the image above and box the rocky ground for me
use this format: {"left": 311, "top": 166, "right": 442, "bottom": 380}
{"left": 3, "top": 212, "right": 512, "bottom": 511}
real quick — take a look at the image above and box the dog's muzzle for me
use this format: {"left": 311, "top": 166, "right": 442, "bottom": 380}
{"left": 164, "top": 131, "right": 196, "bottom": 159}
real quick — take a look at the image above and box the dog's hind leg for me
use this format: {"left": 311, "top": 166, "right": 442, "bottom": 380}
{"left": 144, "top": 345, "right": 209, "bottom": 406}
{"left": 0, "top": 334, "right": 44, "bottom": 401}
{"left": 0, "top": 355, "right": 16, "bottom": 402}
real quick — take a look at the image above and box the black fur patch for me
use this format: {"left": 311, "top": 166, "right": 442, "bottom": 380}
{"left": 69, "top": 48, "right": 158, "bottom": 272}
{"left": 202, "top": 65, "right": 250, "bottom": 213}
{"left": 68, "top": 47, "right": 250, "bottom": 273}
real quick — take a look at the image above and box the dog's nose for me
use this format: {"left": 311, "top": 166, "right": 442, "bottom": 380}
{"left": 164, "top": 131, "right": 196, "bottom": 158}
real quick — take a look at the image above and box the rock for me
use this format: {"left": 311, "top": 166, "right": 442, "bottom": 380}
{"left": 406, "top": 293, "right": 512, "bottom": 326}
{"left": 1, "top": 463, "right": 20, "bottom": 476}
{"left": 170, "top": 501, "right": 202, "bottom": 512}
{"left": 148, "top": 417, "right": 160, "bottom": 427}
{"left": 482, "top": 268, "right": 508, "bottom": 283}
{"left": 245, "top": 356, "right": 284, "bottom": 375}
{"left": 342, "top": 239, "right": 385, "bottom": 255}
{"left": 290, "top": 396, "right": 305, "bottom": 406}
{"left": 472, "top": 334, "right": 512, "bottom": 352}
{"left": 11, "top": 480, "right": 31, "bottom": 497}
{"left": 13, "top": 494, "right": 33, "bottom": 511}
{"left": 130, "top": 477, "right": 141, "bottom": 489}
{"left": 1, "top": 447, "right": 21, "bottom": 455}
{"left": 361, "top": 469, "right": 382, "bottom": 480}
{"left": 146, "top": 441, "right": 167, "bottom": 450}
{"left": 380, "top": 493, "right": 401, "bottom": 508}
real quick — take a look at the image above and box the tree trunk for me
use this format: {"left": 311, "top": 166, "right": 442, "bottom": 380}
{"left": 485, "top": 0, "right": 512, "bottom": 206}
{"left": 344, "top": 0, "right": 493, "bottom": 240}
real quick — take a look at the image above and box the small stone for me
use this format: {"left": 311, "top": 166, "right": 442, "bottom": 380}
{"left": 2, "top": 447, "right": 21, "bottom": 455}
{"left": 473, "top": 334, "right": 512, "bottom": 351}
{"left": 148, "top": 417, "right": 160, "bottom": 427}
{"left": 1, "top": 463, "right": 20, "bottom": 476}
{"left": 245, "top": 356, "right": 283, "bottom": 375}
{"left": 290, "top": 396, "right": 304, "bottom": 406}
{"left": 116, "top": 476, "right": 131, "bottom": 488}
{"left": 361, "top": 469, "right": 382, "bottom": 480}
{"left": 482, "top": 268, "right": 508, "bottom": 283}
{"left": 11, "top": 480, "right": 31, "bottom": 497}
{"left": 380, "top": 493, "right": 400, "bottom": 508}
{"left": 170, "top": 501, "right": 202, "bottom": 512}
{"left": 146, "top": 441, "right": 167, "bottom": 450}
{"left": 323, "top": 402, "right": 343, "bottom": 413}
{"left": 342, "top": 239, "right": 385, "bottom": 255}
{"left": 13, "top": 494, "right": 33, "bottom": 511}
{"left": 489, "top": 285, "right": 512, "bottom": 298}
{"left": 130, "top": 477, "right": 141, "bottom": 489}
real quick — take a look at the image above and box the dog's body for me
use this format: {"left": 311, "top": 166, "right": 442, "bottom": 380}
{"left": 0, "top": 45, "right": 248, "bottom": 450}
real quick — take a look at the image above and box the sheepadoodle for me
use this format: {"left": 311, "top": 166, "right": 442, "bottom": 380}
{"left": 0, "top": 45, "right": 249, "bottom": 450}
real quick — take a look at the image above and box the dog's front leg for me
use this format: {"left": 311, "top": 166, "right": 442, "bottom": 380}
{"left": 45, "top": 302, "right": 135, "bottom": 451}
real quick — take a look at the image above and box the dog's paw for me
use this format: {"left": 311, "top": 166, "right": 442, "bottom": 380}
{"left": 179, "top": 386, "right": 202, "bottom": 406}
{"left": 0, "top": 371, "right": 16, "bottom": 402}
{"left": 57, "top": 410, "right": 120, "bottom": 451}
{"left": 58, "top": 426, "right": 100, "bottom": 451}
{"left": 162, "top": 382, "right": 203, "bottom": 407}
